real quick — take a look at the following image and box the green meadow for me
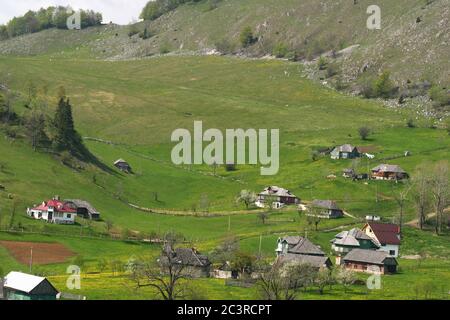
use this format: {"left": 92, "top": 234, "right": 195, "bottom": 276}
{"left": 0, "top": 54, "right": 449, "bottom": 299}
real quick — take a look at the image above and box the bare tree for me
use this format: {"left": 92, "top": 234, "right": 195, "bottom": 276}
{"left": 336, "top": 267, "right": 356, "bottom": 293}
{"left": 236, "top": 190, "right": 257, "bottom": 209}
{"left": 258, "top": 211, "right": 270, "bottom": 224}
{"left": 393, "top": 183, "right": 412, "bottom": 234}
{"left": 430, "top": 161, "right": 449, "bottom": 235}
{"left": 130, "top": 244, "right": 191, "bottom": 300}
{"left": 25, "top": 110, "right": 47, "bottom": 151}
{"left": 412, "top": 165, "right": 431, "bottom": 230}
{"left": 257, "top": 262, "right": 317, "bottom": 300}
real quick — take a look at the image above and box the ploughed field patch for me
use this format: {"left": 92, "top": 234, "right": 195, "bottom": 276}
{"left": 0, "top": 241, "right": 75, "bottom": 265}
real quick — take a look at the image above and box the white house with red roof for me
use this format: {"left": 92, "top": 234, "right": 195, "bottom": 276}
{"left": 362, "top": 222, "right": 401, "bottom": 257}
{"left": 27, "top": 197, "right": 77, "bottom": 225}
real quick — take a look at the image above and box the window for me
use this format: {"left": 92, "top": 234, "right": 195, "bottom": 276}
{"left": 389, "top": 250, "right": 396, "bottom": 256}
{"left": 66, "top": 214, "right": 71, "bottom": 219}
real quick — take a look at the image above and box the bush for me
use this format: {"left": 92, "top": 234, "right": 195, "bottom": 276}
{"left": 272, "top": 43, "right": 289, "bottom": 58}
{"left": 239, "top": 26, "right": 256, "bottom": 48}
{"left": 128, "top": 25, "right": 140, "bottom": 38}
{"left": 407, "top": 119, "right": 415, "bottom": 128}
{"left": 317, "top": 56, "right": 327, "bottom": 70}
{"left": 428, "top": 86, "right": 450, "bottom": 108}
{"left": 326, "top": 63, "right": 339, "bottom": 78}
{"left": 373, "top": 71, "right": 396, "bottom": 98}
{"left": 215, "top": 38, "right": 234, "bottom": 54}
{"left": 358, "top": 126, "right": 371, "bottom": 140}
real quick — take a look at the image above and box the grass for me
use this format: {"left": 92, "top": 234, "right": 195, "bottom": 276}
{"left": 0, "top": 53, "right": 448, "bottom": 299}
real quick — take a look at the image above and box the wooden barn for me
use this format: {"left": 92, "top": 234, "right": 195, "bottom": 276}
{"left": 342, "top": 249, "right": 398, "bottom": 275}
{"left": 2, "top": 272, "right": 59, "bottom": 300}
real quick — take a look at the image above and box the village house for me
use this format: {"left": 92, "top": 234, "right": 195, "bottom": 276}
{"left": 330, "top": 228, "right": 379, "bottom": 264}
{"left": 362, "top": 222, "right": 401, "bottom": 257}
{"left": 275, "top": 236, "right": 331, "bottom": 269}
{"left": 163, "top": 246, "right": 211, "bottom": 278}
{"left": 342, "top": 249, "right": 398, "bottom": 274}
{"left": 27, "top": 197, "right": 77, "bottom": 225}
{"left": 309, "top": 200, "right": 344, "bottom": 219}
{"left": 114, "top": 159, "right": 132, "bottom": 173}
{"left": 330, "top": 144, "right": 360, "bottom": 160}
{"left": 65, "top": 199, "right": 100, "bottom": 220}
{"left": 2, "top": 272, "right": 59, "bottom": 300}
{"left": 256, "top": 186, "right": 299, "bottom": 209}
{"left": 371, "top": 164, "right": 409, "bottom": 181}
{"left": 212, "top": 262, "right": 235, "bottom": 279}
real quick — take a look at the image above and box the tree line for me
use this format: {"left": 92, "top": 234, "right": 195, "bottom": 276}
{"left": 0, "top": 6, "right": 102, "bottom": 40}
{"left": 140, "top": 0, "right": 209, "bottom": 21}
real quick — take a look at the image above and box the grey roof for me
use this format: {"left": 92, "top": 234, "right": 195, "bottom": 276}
{"left": 371, "top": 164, "right": 406, "bottom": 173}
{"left": 280, "top": 236, "right": 303, "bottom": 246}
{"left": 312, "top": 200, "right": 341, "bottom": 211}
{"left": 173, "top": 248, "right": 211, "bottom": 267}
{"left": 335, "top": 228, "right": 373, "bottom": 241}
{"left": 277, "top": 254, "right": 331, "bottom": 268}
{"left": 282, "top": 237, "right": 325, "bottom": 256}
{"left": 65, "top": 199, "right": 99, "bottom": 214}
{"left": 343, "top": 249, "right": 398, "bottom": 265}
{"left": 114, "top": 159, "right": 129, "bottom": 165}
{"left": 259, "top": 186, "right": 297, "bottom": 198}
{"left": 335, "top": 144, "right": 356, "bottom": 153}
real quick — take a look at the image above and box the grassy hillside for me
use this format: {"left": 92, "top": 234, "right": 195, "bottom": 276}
{"left": 0, "top": 0, "right": 447, "bottom": 89}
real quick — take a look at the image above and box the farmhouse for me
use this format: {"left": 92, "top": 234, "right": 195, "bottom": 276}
{"left": 276, "top": 236, "right": 325, "bottom": 257}
{"left": 2, "top": 272, "right": 59, "bottom": 300}
{"left": 309, "top": 200, "right": 344, "bottom": 219}
{"left": 276, "top": 253, "right": 332, "bottom": 269}
{"left": 114, "top": 159, "right": 132, "bottom": 173}
{"left": 342, "top": 249, "right": 398, "bottom": 274}
{"left": 27, "top": 197, "right": 76, "bottom": 224}
{"left": 330, "top": 144, "right": 360, "bottom": 160}
{"left": 256, "top": 186, "right": 299, "bottom": 209}
{"left": 163, "top": 246, "right": 211, "bottom": 278}
{"left": 331, "top": 228, "right": 379, "bottom": 263}
{"left": 65, "top": 199, "right": 100, "bottom": 220}
{"left": 371, "top": 164, "right": 408, "bottom": 181}
{"left": 275, "top": 236, "right": 331, "bottom": 269}
{"left": 362, "top": 222, "right": 401, "bottom": 257}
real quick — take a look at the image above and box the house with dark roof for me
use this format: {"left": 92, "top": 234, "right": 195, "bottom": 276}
{"left": 342, "top": 249, "right": 398, "bottom": 274}
{"left": 114, "top": 159, "right": 132, "bottom": 173}
{"left": 362, "top": 222, "right": 401, "bottom": 257}
{"left": 2, "top": 272, "right": 59, "bottom": 300}
{"left": 276, "top": 236, "right": 325, "bottom": 257}
{"left": 371, "top": 164, "right": 408, "bottom": 181}
{"left": 65, "top": 199, "right": 100, "bottom": 220}
{"left": 331, "top": 228, "right": 379, "bottom": 261}
{"left": 330, "top": 144, "right": 360, "bottom": 160}
{"left": 256, "top": 186, "right": 299, "bottom": 209}
{"left": 162, "top": 246, "right": 211, "bottom": 278}
{"left": 309, "top": 200, "right": 344, "bottom": 219}
{"left": 275, "top": 236, "right": 331, "bottom": 269}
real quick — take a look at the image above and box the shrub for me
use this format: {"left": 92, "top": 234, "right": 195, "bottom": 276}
{"left": 240, "top": 26, "right": 256, "bottom": 48}
{"left": 428, "top": 86, "right": 450, "bottom": 108}
{"left": 407, "top": 119, "right": 415, "bottom": 128}
{"left": 326, "top": 63, "right": 339, "bottom": 78}
{"left": 317, "top": 56, "right": 327, "bottom": 70}
{"left": 215, "top": 38, "right": 234, "bottom": 54}
{"left": 373, "top": 71, "right": 396, "bottom": 98}
{"left": 272, "top": 43, "right": 289, "bottom": 58}
{"left": 358, "top": 126, "right": 371, "bottom": 140}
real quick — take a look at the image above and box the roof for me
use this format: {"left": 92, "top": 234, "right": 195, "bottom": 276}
{"left": 114, "top": 159, "right": 129, "bottom": 165}
{"left": 3, "top": 272, "right": 58, "bottom": 294}
{"left": 277, "top": 254, "right": 331, "bottom": 268}
{"left": 65, "top": 199, "right": 99, "bottom": 214}
{"left": 364, "top": 222, "right": 401, "bottom": 245}
{"left": 259, "top": 186, "right": 297, "bottom": 198}
{"left": 333, "top": 144, "right": 357, "bottom": 153}
{"left": 371, "top": 164, "right": 406, "bottom": 173}
{"left": 32, "top": 200, "right": 76, "bottom": 213}
{"left": 279, "top": 236, "right": 325, "bottom": 256}
{"left": 312, "top": 200, "right": 341, "bottom": 211}
{"left": 343, "top": 249, "right": 398, "bottom": 265}
{"left": 173, "top": 248, "right": 211, "bottom": 267}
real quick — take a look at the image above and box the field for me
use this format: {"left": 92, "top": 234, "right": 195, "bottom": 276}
{"left": 0, "top": 50, "right": 449, "bottom": 300}
{"left": 0, "top": 240, "right": 74, "bottom": 265}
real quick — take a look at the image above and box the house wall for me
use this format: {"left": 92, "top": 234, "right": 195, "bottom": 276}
{"left": 379, "top": 244, "right": 399, "bottom": 257}
{"left": 343, "top": 262, "right": 385, "bottom": 275}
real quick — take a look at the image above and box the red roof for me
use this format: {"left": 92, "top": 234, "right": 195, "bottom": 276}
{"left": 365, "top": 222, "right": 401, "bottom": 245}
{"left": 32, "top": 200, "right": 76, "bottom": 213}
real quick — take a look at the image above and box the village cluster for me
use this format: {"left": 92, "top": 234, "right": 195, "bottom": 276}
{"left": 0, "top": 144, "right": 410, "bottom": 300}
